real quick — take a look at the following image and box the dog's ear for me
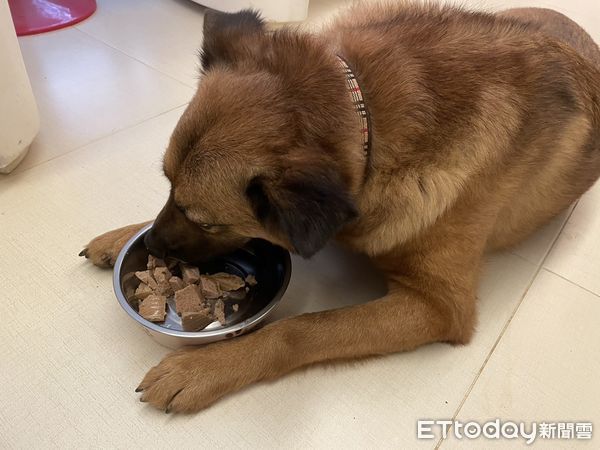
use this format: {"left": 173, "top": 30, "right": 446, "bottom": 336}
{"left": 201, "top": 9, "right": 265, "bottom": 71}
{"left": 246, "top": 169, "right": 358, "bottom": 258}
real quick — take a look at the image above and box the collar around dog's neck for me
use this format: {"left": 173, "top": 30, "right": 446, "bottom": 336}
{"left": 336, "top": 55, "right": 371, "bottom": 163}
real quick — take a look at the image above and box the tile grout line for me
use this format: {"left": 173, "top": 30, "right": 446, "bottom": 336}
{"left": 73, "top": 26, "right": 200, "bottom": 89}
{"left": 434, "top": 202, "right": 578, "bottom": 449}
{"left": 544, "top": 268, "right": 600, "bottom": 299}
{"left": 1, "top": 102, "right": 189, "bottom": 178}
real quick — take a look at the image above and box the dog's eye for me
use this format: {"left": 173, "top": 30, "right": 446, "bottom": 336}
{"left": 198, "top": 223, "right": 216, "bottom": 231}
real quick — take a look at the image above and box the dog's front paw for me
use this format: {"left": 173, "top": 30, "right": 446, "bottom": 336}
{"left": 137, "top": 340, "right": 264, "bottom": 413}
{"left": 79, "top": 222, "right": 149, "bottom": 268}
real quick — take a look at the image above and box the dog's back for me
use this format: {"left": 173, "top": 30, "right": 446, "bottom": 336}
{"left": 498, "top": 8, "right": 600, "bottom": 69}
{"left": 327, "top": 3, "right": 600, "bottom": 254}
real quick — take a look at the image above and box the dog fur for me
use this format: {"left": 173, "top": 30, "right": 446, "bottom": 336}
{"left": 82, "top": 2, "right": 600, "bottom": 413}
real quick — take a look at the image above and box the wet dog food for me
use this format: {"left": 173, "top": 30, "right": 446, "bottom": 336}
{"left": 138, "top": 294, "right": 167, "bottom": 322}
{"left": 181, "top": 310, "right": 213, "bottom": 331}
{"left": 180, "top": 265, "right": 200, "bottom": 285}
{"left": 125, "top": 255, "right": 256, "bottom": 331}
{"left": 174, "top": 284, "right": 204, "bottom": 315}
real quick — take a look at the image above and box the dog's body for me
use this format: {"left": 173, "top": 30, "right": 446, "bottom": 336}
{"left": 83, "top": 3, "right": 600, "bottom": 412}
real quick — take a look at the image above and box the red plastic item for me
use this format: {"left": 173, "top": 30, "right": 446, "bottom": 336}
{"left": 8, "top": 0, "right": 97, "bottom": 36}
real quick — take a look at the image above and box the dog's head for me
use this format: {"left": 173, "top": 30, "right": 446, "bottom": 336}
{"left": 144, "top": 10, "right": 359, "bottom": 262}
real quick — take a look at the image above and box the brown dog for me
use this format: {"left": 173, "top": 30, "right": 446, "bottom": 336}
{"left": 81, "top": 3, "right": 600, "bottom": 413}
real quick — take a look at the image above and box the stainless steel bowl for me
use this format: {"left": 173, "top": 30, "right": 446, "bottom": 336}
{"left": 113, "top": 223, "right": 292, "bottom": 348}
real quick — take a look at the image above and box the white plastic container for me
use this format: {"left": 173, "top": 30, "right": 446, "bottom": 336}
{"left": 0, "top": 0, "right": 39, "bottom": 173}
{"left": 194, "top": 0, "right": 309, "bottom": 22}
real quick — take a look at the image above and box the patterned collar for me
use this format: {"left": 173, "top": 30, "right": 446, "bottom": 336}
{"left": 336, "top": 55, "right": 371, "bottom": 161}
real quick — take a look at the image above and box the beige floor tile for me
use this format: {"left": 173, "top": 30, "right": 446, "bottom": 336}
{"left": 510, "top": 206, "right": 574, "bottom": 266}
{"left": 13, "top": 27, "right": 193, "bottom": 172}
{"left": 441, "top": 270, "right": 600, "bottom": 449}
{"left": 544, "top": 181, "right": 600, "bottom": 296}
{"left": 76, "top": 0, "right": 205, "bottom": 87}
{"left": 0, "top": 106, "right": 539, "bottom": 447}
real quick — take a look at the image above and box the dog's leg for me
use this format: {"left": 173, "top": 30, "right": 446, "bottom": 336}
{"left": 80, "top": 221, "right": 151, "bottom": 268}
{"left": 138, "top": 289, "right": 475, "bottom": 413}
{"left": 137, "top": 214, "right": 486, "bottom": 413}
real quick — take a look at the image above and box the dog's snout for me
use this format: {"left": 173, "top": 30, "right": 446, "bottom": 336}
{"left": 144, "top": 229, "right": 168, "bottom": 259}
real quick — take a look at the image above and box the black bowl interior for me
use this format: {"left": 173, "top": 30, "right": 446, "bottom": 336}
{"left": 119, "top": 232, "right": 291, "bottom": 331}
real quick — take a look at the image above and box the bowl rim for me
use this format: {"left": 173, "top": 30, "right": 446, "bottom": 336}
{"left": 113, "top": 223, "right": 292, "bottom": 338}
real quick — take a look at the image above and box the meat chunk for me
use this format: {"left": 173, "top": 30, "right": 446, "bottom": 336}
{"left": 180, "top": 264, "right": 200, "bottom": 285}
{"left": 139, "top": 294, "right": 167, "bottom": 322}
{"left": 153, "top": 266, "right": 173, "bottom": 296}
{"left": 211, "top": 272, "right": 245, "bottom": 291}
{"left": 245, "top": 274, "right": 257, "bottom": 286}
{"left": 174, "top": 284, "right": 205, "bottom": 315}
{"left": 169, "top": 276, "right": 185, "bottom": 292}
{"left": 122, "top": 271, "right": 139, "bottom": 299}
{"left": 147, "top": 255, "right": 166, "bottom": 271}
{"left": 134, "top": 283, "right": 154, "bottom": 301}
{"left": 153, "top": 266, "right": 171, "bottom": 284}
{"left": 223, "top": 287, "right": 247, "bottom": 301}
{"left": 200, "top": 275, "right": 221, "bottom": 299}
{"left": 214, "top": 299, "right": 226, "bottom": 325}
{"left": 181, "top": 309, "right": 213, "bottom": 332}
{"left": 134, "top": 270, "right": 158, "bottom": 290}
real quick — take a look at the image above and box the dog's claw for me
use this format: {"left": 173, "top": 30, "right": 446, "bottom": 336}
{"left": 79, "top": 248, "right": 88, "bottom": 257}
{"left": 163, "top": 389, "right": 184, "bottom": 414}
{"left": 135, "top": 386, "right": 143, "bottom": 393}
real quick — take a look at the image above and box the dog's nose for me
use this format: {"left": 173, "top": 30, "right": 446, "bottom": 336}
{"left": 144, "top": 230, "right": 168, "bottom": 259}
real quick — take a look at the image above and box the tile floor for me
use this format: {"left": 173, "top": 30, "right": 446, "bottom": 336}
{"left": 1, "top": 0, "right": 599, "bottom": 448}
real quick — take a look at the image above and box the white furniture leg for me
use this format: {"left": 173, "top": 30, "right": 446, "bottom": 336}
{"left": 0, "top": 0, "right": 39, "bottom": 174}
